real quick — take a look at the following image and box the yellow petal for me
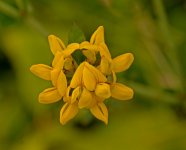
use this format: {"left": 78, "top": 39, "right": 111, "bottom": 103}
{"left": 67, "top": 43, "right": 79, "bottom": 49}
{"left": 57, "top": 71, "right": 67, "bottom": 96}
{"left": 64, "top": 57, "right": 74, "bottom": 71}
{"left": 85, "top": 62, "right": 107, "bottom": 83}
{"left": 51, "top": 69, "right": 60, "bottom": 86}
{"left": 71, "top": 86, "right": 81, "bottom": 103}
{"left": 100, "top": 56, "right": 111, "bottom": 75}
{"left": 60, "top": 102, "right": 79, "bottom": 125}
{"left": 62, "top": 43, "right": 79, "bottom": 57}
{"left": 51, "top": 56, "right": 64, "bottom": 86}
{"left": 39, "top": 87, "right": 62, "bottom": 104}
{"left": 78, "top": 88, "right": 93, "bottom": 109}
{"left": 112, "top": 71, "right": 117, "bottom": 83}
{"left": 63, "top": 86, "right": 71, "bottom": 102}
{"left": 79, "top": 41, "right": 89, "bottom": 49}
{"left": 80, "top": 41, "right": 99, "bottom": 51}
{"left": 107, "top": 71, "right": 117, "bottom": 83}
{"left": 54, "top": 55, "right": 64, "bottom": 70}
{"left": 48, "top": 35, "right": 66, "bottom": 55}
{"left": 82, "top": 49, "right": 96, "bottom": 64}
{"left": 90, "top": 102, "right": 108, "bottom": 124}
{"left": 52, "top": 51, "right": 62, "bottom": 67}
{"left": 110, "top": 83, "right": 134, "bottom": 100}
{"left": 94, "top": 94, "right": 105, "bottom": 103}
{"left": 83, "top": 66, "right": 97, "bottom": 91}
{"left": 112, "top": 53, "right": 134, "bottom": 72}
{"left": 91, "top": 93, "right": 99, "bottom": 105}
{"left": 90, "top": 26, "right": 105, "bottom": 44}
{"left": 99, "top": 43, "right": 111, "bottom": 59}
{"left": 63, "top": 96, "right": 69, "bottom": 103}
{"left": 70, "top": 62, "right": 85, "bottom": 88}
{"left": 30, "top": 64, "right": 52, "bottom": 80}
{"left": 95, "top": 83, "right": 111, "bottom": 99}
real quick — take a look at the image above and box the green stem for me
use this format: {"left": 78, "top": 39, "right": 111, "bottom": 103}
{"left": 129, "top": 82, "right": 178, "bottom": 105}
{"left": 133, "top": 3, "right": 179, "bottom": 89}
{"left": 0, "top": 1, "right": 48, "bottom": 37}
{"left": 25, "top": 16, "right": 49, "bottom": 37}
{"left": 152, "top": 0, "right": 182, "bottom": 83}
{"left": 0, "top": 1, "right": 20, "bottom": 19}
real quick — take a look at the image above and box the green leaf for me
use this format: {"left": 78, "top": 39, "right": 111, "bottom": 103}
{"left": 68, "top": 24, "right": 85, "bottom": 44}
{"left": 71, "top": 50, "right": 86, "bottom": 65}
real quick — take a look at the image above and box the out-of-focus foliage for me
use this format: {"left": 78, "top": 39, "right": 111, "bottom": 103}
{"left": 0, "top": 0, "right": 186, "bottom": 150}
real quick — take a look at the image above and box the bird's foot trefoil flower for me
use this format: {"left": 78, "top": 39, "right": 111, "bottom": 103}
{"left": 30, "top": 26, "right": 134, "bottom": 125}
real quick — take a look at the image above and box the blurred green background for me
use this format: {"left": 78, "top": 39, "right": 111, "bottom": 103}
{"left": 0, "top": 0, "right": 186, "bottom": 150}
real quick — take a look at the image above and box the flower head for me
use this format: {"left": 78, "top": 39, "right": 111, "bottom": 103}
{"left": 30, "top": 26, "right": 134, "bottom": 125}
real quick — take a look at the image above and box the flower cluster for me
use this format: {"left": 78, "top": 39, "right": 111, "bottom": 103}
{"left": 30, "top": 26, "right": 134, "bottom": 125}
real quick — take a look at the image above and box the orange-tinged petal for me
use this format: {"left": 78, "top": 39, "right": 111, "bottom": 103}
{"left": 85, "top": 62, "right": 107, "bottom": 83}
{"left": 78, "top": 88, "right": 93, "bottom": 109}
{"left": 83, "top": 66, "right": 97, "bottom": 91}
{"left": 110, "top": 83, "right": 134, "bottom": 100}
{"left": 90, "top": 102, "right": 108, "bottom": 124}
{"left": 71, "top": 86, "right": 81, "bottom": 103}
{"left": 30, "top": 64, "right": 52, "bottom": 80}
{"left": 112, "top": 53, "right": 134, "bottom": 72}
{"left": 95, "top": 83, "right": 111, "bottom": 99}
{"left": 70, "top": 62, "right": 85, "bottom": 88}
{"left": 60, "top": 102, "right": 79, "bottom": 125}
{"left": 48, "top": 35, "right": 65, "bottom": 55}
{"left": 39, "top": 87, "right": 62, "bottom": 104}
{"left": 90, "top": 26, "right": 105, "bottom": 44}
{"left": 57, "top": 71, "right": 67, "bottom": 96}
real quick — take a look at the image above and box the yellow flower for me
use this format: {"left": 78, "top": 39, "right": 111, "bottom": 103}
{"left": 48, "top": 35, "right": 79, "bottom": 73}
{"left": 30, "top": 54, "right": 67, "bottom": 104}
{"left": 30, "top": 35, "right": 79, "bottom": 104}
{"left": 60, "top": 62, "right": 109, "bottom": 124}
{"left": 79, "top": 26, "right": 111, "bottom": 64}
{"left": 95, "top": 28, "right": 134, "bottom": 101}
{"left": 79, "top": 26, "right": 134, "bottom": 75}
{"left": 79, "top": 26, "right": 134, "bottom": 100}
{"left": 30, "top": 26, "right": 134, "bottom": 125}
